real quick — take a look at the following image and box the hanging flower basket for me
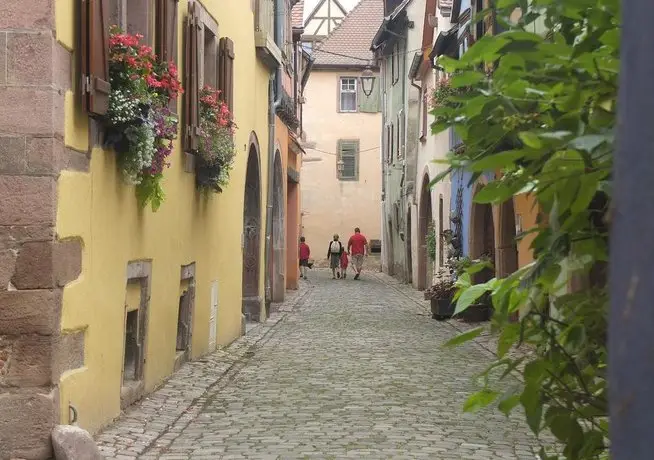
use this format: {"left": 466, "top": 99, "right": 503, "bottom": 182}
{"left": 195, "top": 86, "right": 236, "bottom": 192}
{"left": 103, "top": 26, "right": 183, "bottom": 211}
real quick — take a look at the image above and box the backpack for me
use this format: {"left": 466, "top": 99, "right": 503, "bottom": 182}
{"left": 330, "top": 241, "right": 342, "bottom": 254}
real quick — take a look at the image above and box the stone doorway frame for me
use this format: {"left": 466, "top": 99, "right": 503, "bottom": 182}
{"left": 242, "top": 133, "right": 262, "bottom": 323}
{"left": 270, "top": 150, "right": 285, "bottom": 304}
{"left": 417, "top": 171, "right": 433, "bottom": 290}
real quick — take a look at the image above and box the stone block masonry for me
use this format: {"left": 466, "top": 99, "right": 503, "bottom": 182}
{"left": 0, "top": 0, "right": 87, "bottom": 458}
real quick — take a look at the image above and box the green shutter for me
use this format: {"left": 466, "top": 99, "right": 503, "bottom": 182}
{"left": 338, "top": 140, "right": 359, "bottom": 181}
{"left": 358, "top": 81, "right": 381, "bottom": 113}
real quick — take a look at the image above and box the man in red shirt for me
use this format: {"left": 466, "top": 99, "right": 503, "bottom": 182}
{"left": 347, "top": 227, "right": 369, "bottom": 280}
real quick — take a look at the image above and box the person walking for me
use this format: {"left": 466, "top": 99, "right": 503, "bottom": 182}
{"left": 347, "top": 227, "right": 369, "bottom": 280}
{"left": 340, "top": 250, "right": 349, "bottom": 279}
{"left": 327, "top": 234, "right": 344, "bottom": 279}
{"left": 298, "top": 236, "right": 311, "bottom": 280}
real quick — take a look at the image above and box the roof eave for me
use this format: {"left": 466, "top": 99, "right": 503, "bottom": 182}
{"left": 408, "top": 51, "right": 423, "bottom": 79}
{"left": 371, "top": 18, "right": 390, "bottom": 50}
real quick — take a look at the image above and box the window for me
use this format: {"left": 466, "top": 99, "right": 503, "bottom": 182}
{"left": 184, "top": 3, "right": 235, "bottom": 153}
{"left": 339, "top": 77, "right": 357, "bottom": 112}
{"left": 337, "top": 140, "right": 359, "bottom": 180}
{"left": 203, "top": 26, "right": 218, "bottom": 88}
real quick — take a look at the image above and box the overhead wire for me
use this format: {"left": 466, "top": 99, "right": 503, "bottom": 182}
{"left": 307, "top": 45, "right": 435, "bottom": 63}
{"left": 305, "top": 145, "right": 380, "bottom": 156}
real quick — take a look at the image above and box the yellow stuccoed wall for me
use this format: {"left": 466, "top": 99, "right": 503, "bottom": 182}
{"left": 54, "top": 0, "right": 272, "bottom": 433}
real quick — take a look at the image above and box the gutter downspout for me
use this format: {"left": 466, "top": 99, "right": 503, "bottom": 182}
{"left": 410, "top": 77, "right": 421, "bottom": 207}
{"left": 264, "top": 0, "right": 284, "bottom": 311}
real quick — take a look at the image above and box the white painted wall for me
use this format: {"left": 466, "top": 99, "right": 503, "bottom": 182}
{"left": 411, "top": 7, "right": 453, "bottom": 288}
{"left": 300, "top": 70, "right": 383, "bottom": 252}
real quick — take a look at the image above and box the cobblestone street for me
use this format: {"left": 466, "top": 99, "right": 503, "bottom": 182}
{"left": 97, "top": 270, "right": 540, "bottom": 459}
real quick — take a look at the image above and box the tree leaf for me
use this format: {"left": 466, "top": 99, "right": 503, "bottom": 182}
{"left": 519, "top": 131, "right": 543, "bottom": 149}
{"left": 463, "top": 389, "right": 500, "bottom": 412}
{"left": 442, "top": 326, "right": 484, "bottom": 348}
{"left": 452, "top": 71, "right": 485, "bottom": 88}
{"left": 460, "top": 36, "right": 508, "bottom": 63}
{"left": 473, "top": 182, "right": 515, "bottom": 204}
{"left": 520, "top": 383, "right": 543, "bottom": 434}
{"left": 498, "top": 394, "right": 521, "bottom": 416}
{"left": 497, "top": 323, "right": 520, "bottom": 358}
{"left": 470, "top": 150, "right": 527, "bottom": 172}
{"left": 571, "top": 171, "right": 604, "bottom": 213}
{"left": 454, "top": 285, "right": 489, "bottom": 315}
{"left": 569, "top": 134, "right": 610, "bottom": 152}
{"left": 549, "top": 414, "right": 571, "bottom": 442}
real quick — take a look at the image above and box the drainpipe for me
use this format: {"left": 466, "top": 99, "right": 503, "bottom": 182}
{"left": 264, "top": 0, "right": 284, "bottom": 310}
{"left": 410, "top": 77, "right": 421, "bottom": 207}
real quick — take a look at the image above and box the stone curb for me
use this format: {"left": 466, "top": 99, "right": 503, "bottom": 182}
{"left": 96, "top": 284, "right": 313, "bottom": 459}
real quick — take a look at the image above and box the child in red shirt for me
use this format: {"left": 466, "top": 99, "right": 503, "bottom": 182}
{"left": 298, "top": 237, "right": 311, "bottom": 280}
{"left": 340, "top": 250, "right": 349, "bottom": 279}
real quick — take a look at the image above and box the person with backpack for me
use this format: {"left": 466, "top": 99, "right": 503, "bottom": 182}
{"left": 327, "top": 234, "right": 344, "bottom": 279}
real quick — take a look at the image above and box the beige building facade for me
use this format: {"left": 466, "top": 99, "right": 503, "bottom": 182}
{"left": 299, "top": 0, "right": 384, "bottom": 253}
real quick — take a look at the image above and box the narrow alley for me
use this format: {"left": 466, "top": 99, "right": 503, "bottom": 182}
{"left": 97, "top": 271, "right": 539, "bottom": 459}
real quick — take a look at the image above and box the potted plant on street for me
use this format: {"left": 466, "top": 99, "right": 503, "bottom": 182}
{"left": 424, "top": 268, "right": 456, "bottom": 320}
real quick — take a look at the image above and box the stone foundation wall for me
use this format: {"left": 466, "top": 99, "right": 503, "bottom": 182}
{"left": 0, "top": 1, "right": 86, "bottom": 458}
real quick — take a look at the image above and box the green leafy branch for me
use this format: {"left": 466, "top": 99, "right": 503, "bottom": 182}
{"left": 433, "top": 0, "right": 617, "bottom": 458}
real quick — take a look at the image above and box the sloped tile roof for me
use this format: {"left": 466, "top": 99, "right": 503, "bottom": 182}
{"left": 292, "top": 0, "right": 305, "bottom": 28}
{"left": 313, "top": 0, "right": 384, "bottom": 67}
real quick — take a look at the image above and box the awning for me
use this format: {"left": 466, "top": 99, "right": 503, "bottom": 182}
{"left": 429, "top": 23, "right": 460, "bottom": 59}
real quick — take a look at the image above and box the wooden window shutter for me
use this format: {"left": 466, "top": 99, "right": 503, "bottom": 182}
{"left": 184, "top": 4, "right": 201, "bottom": 152}
{"left": 156, "top": 0, "right": 179, "bottom": 111}
{"left": 81, "top": 0, "right": 111, "bottom": 117}
{"left": 218, "top": 37, "right": 235, "bottom": 113}
{"left": 155, "top": 0, "right": 178, "bottom": 63}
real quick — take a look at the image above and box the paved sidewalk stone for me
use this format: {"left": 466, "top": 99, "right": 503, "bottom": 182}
{"left": 97, "top": 270, "right": 543, "bottom": 459}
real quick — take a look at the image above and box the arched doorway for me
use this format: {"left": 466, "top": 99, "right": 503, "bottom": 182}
{"left": 271, "top": 151, "right": 285, "bottom": 303}
{"left": 242, "top": 142, "right": 262, "bottom": 322}
{"left": 417, "top": 173, "right": 433, "bottom": 290}
{"left": 469, "top": 184, "right": 495, "bottom": 284}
